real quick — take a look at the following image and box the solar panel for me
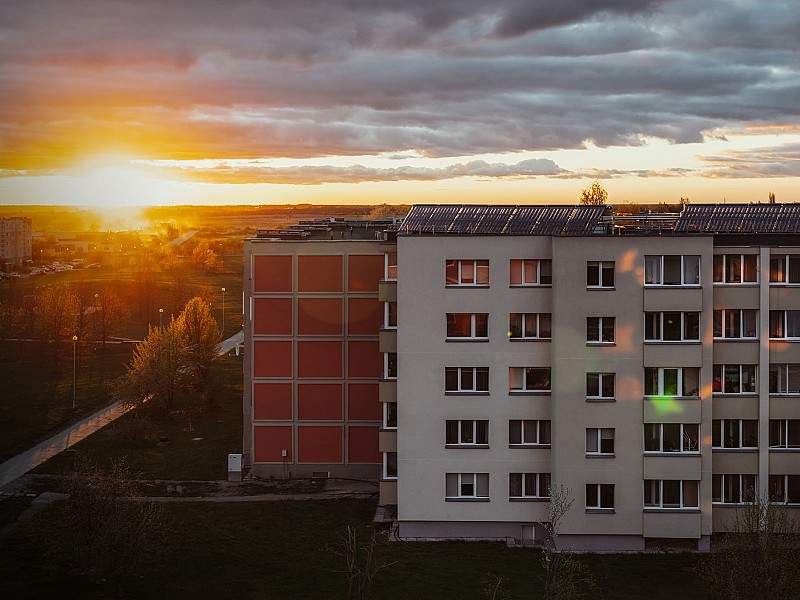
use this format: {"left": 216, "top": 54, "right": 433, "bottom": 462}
{"left": 676, "top": 204, "right": 800, "bottom": 234}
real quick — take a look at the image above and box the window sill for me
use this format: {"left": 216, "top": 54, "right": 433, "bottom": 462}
{"left": 769, "top": 283, "right": 800, "bottom": 287}
{"left": 711, "top": 393, "right": 758, "bottom": 398}
{"left": 643, "top": 508, "right": 700, "bottom": 514}
{"left": 445, "top": 285, "right": 490, "bottom": 289}
{"left": 585, "top": 454, "right": 615, "bottom": 459}
{"left": 509, "top": 497, "right": 549, "bottom": 502}
{"left": 713, "top": 283, "right": 759, "bottom": 287}
{"left": 445, "top": 444, "right": 490, "bottom": 449}
{"left": 769, "top": 338, "right": 800, "bottom": 342}
{"left": 509, "top": 444, "right": 551, "bottom": 449}
{"left": 768, "top": 447, "right": 800, "bottom": 452}
{"left": 381, "top": 477, "right": 398, "bottom": 482}
{"left": 444, "top": 391, "right": 490, "bottom": 396}
{"left": 711, "top": 448, "right": 758, "bottom": 452}
{"left": 379, "top": 326, "right": 397, "bottom": 332}
{"left": 644, "top": 340, "right": 701, "bottom": 345}
{"left": 769, "top": 392, "right": 800, "bottom": 397}
{"left": 445, "top": 497, "right": 490, "bottom": 502}
{"left": 644, "top": 396, "right": 700, "bottom": 401}
{"left": 509, "top": 390, "right": 551, "bottom": 396}
{"left": 445, "top": 338, "right": 490, "bottom": 343}
{"left": 585, "top": 508, "right": 615, "bottom": 514}
{"left": 713, "top": 337, "right": 758, "bottom": 342}
{"left": 380, "top": 427, "right": 397, "bottom": 432}
{"left": 644, "top": 451, "right": 700, "bottom": 456}
{"left": 379, "top": 278, "right": 397, "bottom": 283}
{"left": 586, "top": 342, "right": 616, "bottom": 347}
{"left": 644, "top": 284, "right": 702, "bottom": 289}
{"left": 586, "top": 287, "right": 616, "bottom": 291}
{"left": 586, "top": 398, "right": 616, "bottom": 403}
{"left": 509, "top": 284, "right": 552, "bottom": 289}
{"left": 509, "top": 337, "right": 551, "bottom": 342}
{"left": 379, "top": 377, "right": 398, "bottom": 383}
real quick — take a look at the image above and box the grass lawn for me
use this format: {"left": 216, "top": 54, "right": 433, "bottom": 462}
{"left": 0, "top": 497, "right": 709, "bottom": 599}
{"left": 34, "top": 353, "right": 243, "bottom": 481}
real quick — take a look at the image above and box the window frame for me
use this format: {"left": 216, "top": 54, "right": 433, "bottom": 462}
{"left": 384, "top": 252, "right": 398, "bottom": 281}
{"left": 509, "top": 367, "right": 551, "bottom": 393}
{"left": 585, "top": 483, "right": 615, "bottom": 511}
{"left": 712, "top": 419, "right": 759, "bottom": 449}
{"left": 509, "top": 312, "right": 551, "bottom": 340}
{"left": 644, "top": 255, "right": 701, "bottom": 286}
{"left": 383, "top": 451, "right": 397, "bottom": 479}
{"left": 446, "top": 313, "right": 489, "bottom": 340}
{"left": 446, "top": 419, "right": 489, "bottom": 447}
{"left": 586, "top": 372, "right": 616, "bottom": 401}
{"left": 769, "top": 475, "right": 800, "bottom": 504}
{"left": 769, "top": 255, "right": 800, "bottom": 285}
{"left": 769, "top": 419, "right": 800, "bottom": 449}
{"left": 509, "top": 259, "right": 552, "bottom": 286}
{"left": 585, "top": 428, "right": 615, "bottom": 456}
{"left": 384, "top": 301, "right": 397, "bottom": 329}
{"left": 713, "top": 254, "right": 758, "bottom": 284}
{"left": 713, "top": 364, "right": 757, "bottom": 395}
{"left": 712, "top": 474, "right": 756, "bottom": 505}
{"left": 644, "top": 480, "right": 699, "bottom": 510}
{"left": 445, "top": 472, "right": 490, "bottom": 501}
{"left": 769, "top": 364, "right": 800, "bottom": 395}
{"left": 383, "top": 402, "right": 397, "bottom": 429}
{"left": 769, "top": 310, "right": 800, "bottom": 340}
{"left": 509, "top": 472, "right": 551, "bottom": 500}
{"left": 644, "top": 367, "right": 700, "bottom": 398}
{"left": 644, "top": 311, "right": 700, "bottom": 342}
{"left": 509, "top": 419, "right": 551, "bottom": 447}
{"left": 644, "top": 423, "right": 700, "bottom": 454}
{"left": 587, "top": 261, "right": 615, "bottom": 289}
{"left": 446, "top": 259, "right": 489, "bottom": 287}
{"left": 586, "top": 316, "right": 615, "bottom": 344}
{"left": 384, "top": 352, "right": 397, "bottom": 380}
{"left": 713, "top": 309, "right": 758, "bottom": 339}
{"left": 445, "top": 367, "right": 490, "bottom": 394}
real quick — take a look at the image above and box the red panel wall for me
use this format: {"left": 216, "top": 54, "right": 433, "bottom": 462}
{"left": 253, "top": 425, "right": 293, "bottom": 463}
{"left": 297, "top": 341, "right": 343, "bottom": 378}
{"left": 348, "top": 426, "right": 381, "bottom": 463}
{"left": 297, "top": 426, "right": 343, "bottom": 463}
{"left": 347, "top": 383, "right": 381, "bottom": 420}
{"left": 253, "top": 298, "right": 292, "bottom": 335}
{"left": 298, "top": 298, "right": 343, "bottom": 335}
{"left": 298, "top": 256, "right": 342, "bottom": 292}
{"left": 298, "top": 383, "right": 343, "bottom": 421}
{"left": 347, "top": 340, "right": 382, "bottom": 378}
{"left": 253, "top": 341, "right": 293, "bottom": 378}
{"left": 348, "top": 255, "right": 384, "bottom": 292}
{"left": 253, "top": 255, "right": 292, "bottom": 292}
{"left": 253, "top": 383, "right": 293, "bottom": 420}
{"left": 347, "top": 298, "right": 383, "bottom": 335}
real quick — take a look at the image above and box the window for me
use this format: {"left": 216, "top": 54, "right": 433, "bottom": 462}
{"left": 712, "top": 419, "right": 758, "bottom": 449}
{"left": 587, "top": 317, "right": 615, "bottom": 343}
{"left": 769, "top": 311, "right": 800, "bottom": 339}
{"left": 644, "top": 255, "right": 700, "bottom": 286}
{"left": 644, "top": 480, "right": 699, "bottom": 509}
{"left": 587, "top": 261, "right": 614, "bottom": 288}
{"left": 509, "top": 367, "right": 551, "bottom": 392}
{"left": 446, "top": 420, "right": 489, "bottom": 446}
{"left": 586, "top": 428, "right": 615, "bottom": 455}
{"left": 644, "top": 423, "right": 700, "bottom": 453}
{"left": 769, "top": 475, "right": 800, "bottom": 504}
{"left": 509, "top": 473, "right": 551, "bottom": 499}
{"left": 713, "top": 364, "right": 756, "bottom": 394}
{"left": 384, "top": 302, "right": 397, "bottom": 328}
{"left": 586, "top": 373, "right": 615, "bottom": 400}
{"left": 769, "top": 420, "right": 800, "bottom": 449}
{"left": 446, "top": 473, "right": 489, "bottom": 500}
{"left": 585, "top": 484, "right": 614, "bottom": 510}
{"left": 509, "top": 313, "right": 551, "bottom": 340}
{"left": 510, "top": 259, "right": 552, "bottom": 286}
{"left": 770, "top": 255, "right": 800, "bottom": 284}
{"left": 713, "top": 309, "right": 757, "bottom": 339}
{"left": 385, "top": 252, "right": 397, "bottom": 280}
{"left": 712, "top": 474, "right": 756, "bottom": 504}
{"left": 645, "top": 312, "right": 700, "bottom": 342}
{"left": 509, "top": 420, "right": 551, "bottom": 446}
{"left": 713, "top": 254, "right": 758, "bottom": 283}
{"left": 383, "top": 452, "right": 397, "bottom": 479}
{"left": 445, "top": 367, "right": 489, "bottom": 393}
{"left": 385, "top": 353, "right": 397, "bottom": 379}
{"left": 769, "top": 364, "right": 800, "bottom": 394}
{"left": 446, "top": 313, "right": 488, "bottom": 339}
{"left": 446, "top": 259, "right": 489, "bottom": 286}
{"left": 383, "top": 402, "right": 397, "bottom": 429}
{"left": 644, "top": 367, "right": 700, "bottom": 397}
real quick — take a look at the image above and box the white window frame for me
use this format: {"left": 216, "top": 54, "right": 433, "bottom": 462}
{"left": 445, "top": 367, "right": 490, "bottom": 394}
{"left": 384, "top": 252, "right": 397, "bottom": 281}
{"left": 445, "top": 472, "right": 489, "bottom": 500}
{"left": 509, "top": 259, "right": 552, "bottom": 286}
{"left": 446, "top": 419, "right": 489, "bottom": 447}
{"left": 446, "top": 259, "right": 489, "bottom": 287}
{"left": 585, "top": 483, "right": 615, "bottom": 510}
{"left": 712, "top": 474, "right": 756, "bottom": 505}
{"left": 712, "top": 419, "right": 759, "bottom": 449}
{"left": 769, "top": 419, "right": 800, "bottom": 449}
{"left": 509, "top": 313, "right": 551, "bottom": 340}
{"left": 384, "top": 352, "right": 397, "bottom": 380}
{"left": 382, "top": 402, "right": 397, "bottom": 430}
{"left": 769, "top": 255, "right": 800, "bottom": 285}
{"left": 769, "top": 310, "right": 800, "bottom": 340}
{"left": 713, "top": 254, "right": 758, "bottom": 284}
{"left": 509, "top": 473, "right": 551, "bottom": 500}
{"left": 644, "top": 480, "right": 699, "bottom": 510}
{"left": 644, "top": 423, "right": 700, "bottom": 453}
{"left": 586, "top": 372, "right": 615, "bottom": 401}
{"left": 769, "top": 475, "right": 800, "bottom": 504}
{"left": 383, "top": 451, "right": 397, "bottom": 479}
{"left": 446, "top": 313, "right": 489, "bottom": 340}
{"left": 587, "top": 261, "right": 615, "bottom": 289}
{"left": 713, "top": 364, "right": 757, "bottom": 395}
{"left": 713, "top": 309, "right": 758, "bottom": 339}
{"left": 587, "top": 316, "right": 615, "bottom": 344}
{"left": 644, "top": 367, "right": 700, "bottom": 398}
{"left": 644, "top": 255, "right": 701, "bottom": 286}
{"left": 383, "top": 301, "right": 397, "bottom": 329}
{"left": 509, "top": 367, "right": 551, "bottom": 393}
{"left": 586, "top": 428, "right": 615, "bottom": 456}
{"left": 644, "top": 311, "right": 700, "bottom": 342}
{"left": 509, "top": 419, "right": 551, "bottom": 447}
{"left": 769, "top": 364, "right": 800, "bottom": 394}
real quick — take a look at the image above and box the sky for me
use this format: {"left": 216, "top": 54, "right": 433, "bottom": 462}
{"left": 1, "top": 0, "right": 799, "bottom": 207}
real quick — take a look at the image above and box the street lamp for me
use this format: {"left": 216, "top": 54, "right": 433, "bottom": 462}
{"left": 159, "top": 308, "right": 164, "bottom": 329}
{"left": 221, "top": 287, "right": 226, "bottom": 334}
{"left": 72, "top": 335, "right": 78, "bottom": 410}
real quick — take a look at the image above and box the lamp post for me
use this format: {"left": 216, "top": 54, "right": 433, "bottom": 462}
{"left": 72, "top": 335, "right": 78, "bottom": 410}
{"left": 221, "top": 287, "right": 226, "bottom": 334}
{"left": 159, "top": 308, "right": 164, "bottom": 329}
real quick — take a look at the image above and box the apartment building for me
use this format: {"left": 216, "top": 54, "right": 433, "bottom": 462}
{"left": 0, "top": 217, "right": 32, "bottom": 269}
{"left": 243, "top": 204, "right": 800, "bottom": 551}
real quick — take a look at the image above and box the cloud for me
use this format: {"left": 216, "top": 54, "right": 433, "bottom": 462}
{"left": 700, "top": 142, "right": 800, "bottom": 178}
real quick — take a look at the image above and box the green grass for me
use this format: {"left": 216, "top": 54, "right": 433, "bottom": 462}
{"left": 0, "top": 497, "right": 709, "bottom": 599}
{"left": 34, "top": 353, "right": 243, "bottom": 480}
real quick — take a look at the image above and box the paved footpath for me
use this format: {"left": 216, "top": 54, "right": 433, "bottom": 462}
{"left": 0, "top": 330, "right": 244, "bottom": 492}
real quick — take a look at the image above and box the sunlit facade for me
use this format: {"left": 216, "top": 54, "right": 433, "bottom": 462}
{"left": 0, "top": 217, "right": 32, "bottom": 269}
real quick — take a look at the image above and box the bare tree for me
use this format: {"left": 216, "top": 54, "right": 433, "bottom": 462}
{"left": 330, "top": 526, "right": 397, "bottom": 600}
{"left": 92, "top": 286, "right": 128, "bottom": 346}
{"left": 579, "top": 180, "right": 608, "bottom": 205}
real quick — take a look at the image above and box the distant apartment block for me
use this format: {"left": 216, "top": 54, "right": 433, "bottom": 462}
{"left": 0, "top": 217, "right": 32, "bottom": 269}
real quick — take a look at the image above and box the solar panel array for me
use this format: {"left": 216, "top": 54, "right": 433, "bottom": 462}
{"left": 399, "top": 204, "right": 608, "bottom": 236}
{"left": 676, "top": 204, "right": 800, "bottom": 234}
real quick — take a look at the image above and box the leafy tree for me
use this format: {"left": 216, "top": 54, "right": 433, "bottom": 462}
{"left": 175, "top": 296, "right": 221, "bottom": 386}
{"left": 579, "top": 180, "right": 609, "bottom": 205}
{"left": 128, "top": 320, "right": 185, "bottom": 411}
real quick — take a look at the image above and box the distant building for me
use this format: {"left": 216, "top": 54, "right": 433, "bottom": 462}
{"left": 0, "top": 217, "right": 32, "bottom": 269}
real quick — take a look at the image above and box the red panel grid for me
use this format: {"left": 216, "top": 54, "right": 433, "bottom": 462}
{"left": 347, "top": 383, "right": 381, "bottom": 420}
{"left": 253, "top": 341, "right": 293, "bottom": 378}
{"left": 298, "top": 256, "right": 342, "bottom": 292}
{"left": 348, "top": 426, "right": 381, "bottom": 464}
{"left": 253, "top": 383, "right": 293, "bottom": 420}
{"left": 297, "top": 340, "right": 343, "bottom": 378}
{"left": 298, "top": 298, "right": 343, "bottom": 335}
{"left": 347, "top": 298, "right": 383, "bottom": 335}
{"left": 347, "top": 340, "right": 382, "bottom": 378}
{"left": 253, "top": 298, "right": 292, "bottom": 335}
{"left": 253, "top": 255, "right": 292, "bottom": 293}
{"left": 297, "top": 426, "right": 343, "bottom": 463}
{"left": 298, "top": 383, "right": 343, "bottom": 421}
{"left": 253, "top": 425, "right": 293, "bottom": 463}
{"left": 348, "top": 255, "right": 384, "bottom": 292}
